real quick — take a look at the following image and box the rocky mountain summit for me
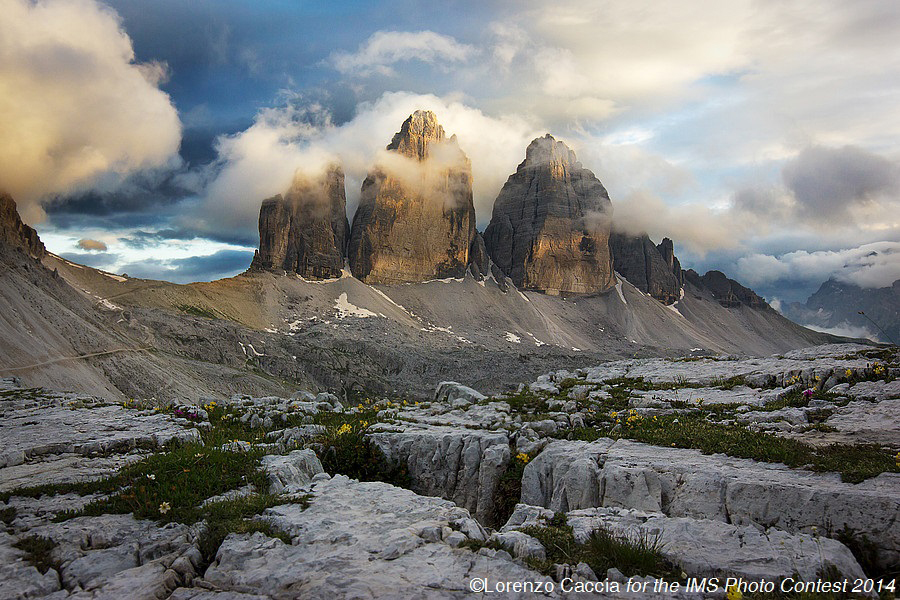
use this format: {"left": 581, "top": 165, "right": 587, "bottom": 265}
{"left": 484, "top": 135, "right": 616, "bottom": 296}
{"left": 347, "top": 110, "right": 479, "bottom": 284}
{"left": 784, "top": 277, "right": 900, "bottom": 344}
{"left": 686, "top": 269, "right": 768, "bottom": 309}
{"left": 250, "top": 165, "right": 349, "bottom": 280}
{"left": 0, "top": 192, "right": 45, "bottom": 260}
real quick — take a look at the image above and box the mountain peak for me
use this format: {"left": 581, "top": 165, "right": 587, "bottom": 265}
{"left": 522, "top": 134, "right": 580, "bottom": 173}
{"left": 0, "top": 192, "right": 46, "bottom": 259}
{"left": 386, "top": 110, "right": 446, "bottom": 161}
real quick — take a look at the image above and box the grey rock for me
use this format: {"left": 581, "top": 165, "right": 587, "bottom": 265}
{"left": 433, "top": 381, "right": 486, "bottom": 405}
{"left": 348, "top": 110, "right": 478, "bottom": 284}
{"left": 484, "top": 135, "right": 616, "bottom": 296}
{"left": 262, "top": 449, "right": 324, "bottom": 494}
{"left": 251, "top": 165, "right": 349, "bottom": 280}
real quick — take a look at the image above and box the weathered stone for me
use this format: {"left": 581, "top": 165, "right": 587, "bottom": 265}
{"left": 483, "top": 135, "right": 615, "bottom": 296}
{"left": 609, "top": 232, "right": 682, "bottom": 304}
{"left": 0, "top": 192, "right": 45, "bottom": 259}
{"left": 520, "top": 438, "right": 900, "bottom": 569}
{"left": 348, "top": 110, "right": 477, "bottom": 284}
{"left": 251, "top": 165, "right": 349, "bottom": 280}
{"left": 203, "top": 476, "right": 552, "bottom": 599}
{"left": 371, "top": 425, "right": 510, "bottom": 526}
{"left": 433, "top": 381, "right": 486, "bottom": 405}
{"left": 262, "top": 449, "right": 324, "bottom": 494}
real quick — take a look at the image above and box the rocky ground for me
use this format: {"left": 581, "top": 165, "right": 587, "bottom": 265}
{"left": 1, "top": 343, "right": 898, "bottom": 599}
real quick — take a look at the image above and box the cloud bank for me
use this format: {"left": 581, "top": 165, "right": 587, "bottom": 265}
{"left": 0, "top": 0, "right": 181, "bottom": 223}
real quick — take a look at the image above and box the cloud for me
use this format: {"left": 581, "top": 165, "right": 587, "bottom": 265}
{"left": 331, "top": 31, "right": 475, "bottom": 76}
{"left": 184, "top": 91, "right": 541, "bottom": 242}
{"left": 782, "top": 145, "right": 899, "bottom": 222}
{"left": 58, "top": 251, "right": 118, "bottom": 269}
{"left": 117, "top": 248, "right": 253, "bottom": 283}
{"left": 0, "top": 0, "right": 181, "bottom": 224}
{"left": 611, "top": 190, "right": 741, "bottom": 254}
{"left": 76, "top": 238, "right": 108, "bottom": 251}
{"left": 735, "top": 241, "right": 900, "bottom": 290}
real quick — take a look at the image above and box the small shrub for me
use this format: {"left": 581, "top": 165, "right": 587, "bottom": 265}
{"left": 1, "top": 506, "right": 17, "bottom": 525}
{"left": 520, "top": 513, "right": 679, "bottom": 580}
{"left": 13, "top": 535, "right": 59, "bottom": 575}
{"left": 315, "top": 418, "right": 410, "bottom": 488}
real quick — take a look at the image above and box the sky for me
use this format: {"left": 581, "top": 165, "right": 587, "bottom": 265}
{"left": 1, "top": 0, "right": 898, "bottom": 299}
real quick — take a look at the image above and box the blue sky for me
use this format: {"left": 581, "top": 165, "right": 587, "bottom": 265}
{"left": 2, "top": 0, "right": 898, "bottom": 303}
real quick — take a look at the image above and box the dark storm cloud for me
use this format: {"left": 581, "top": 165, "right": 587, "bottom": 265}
{"left": 116, "top": 249, "right": 253, "bottom": 283}
{"left": 782, "top": 145, "right": 899, "bottom": 221}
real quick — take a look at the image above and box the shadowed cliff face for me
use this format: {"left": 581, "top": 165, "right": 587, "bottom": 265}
{"left": 483, "top": 135, "right": 616, "bottom": 296}
{"left": 252, "top": 165, "right": 349, "bottom": 280}
{"left": 609, "top": 232, "right": 683, "bottom": 305}
{"left": 347, "top": 110, "right": 477, "bottom": 284}
{"left": 0, "top": 192, "right": 45, "bottom": 259}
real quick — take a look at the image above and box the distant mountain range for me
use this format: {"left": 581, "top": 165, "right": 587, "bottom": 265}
{"left": 0, "top": 110, "right": 846, "bottom": 401}
{"left": 782, "top": 278, "right": 900, "bottom": 344}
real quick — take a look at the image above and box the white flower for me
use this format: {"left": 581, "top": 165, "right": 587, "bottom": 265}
{"left": 159, "top": 502, "right": 171, "bottom": 514}
{"left": 147, "top": 474, "right": 156, "bottom": 480}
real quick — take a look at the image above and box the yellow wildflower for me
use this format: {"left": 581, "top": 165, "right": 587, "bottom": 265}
{"left": 726, "top": 583, "right": 743, "bottom": 600}
{"left": 845, "top": 369, "right": 853, "bottom": 378}
{"left": 336, "top": 423, "right": 352, "bottom": 435}
{"left": 516, "top": 452, "right": 530, "bottom": 464}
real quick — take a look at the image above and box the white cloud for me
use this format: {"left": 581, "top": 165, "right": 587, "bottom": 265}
{"left": 735, "top": 241, "right": 900, "bottom": 289}
{"left": 331, "top": 31, "right": 475, "bottom": 76}
{"left": 186, "top": 92, "right": 542, "bottom": 239}
{"left": 0, "top": 0, "right": 181, "bottom": 224}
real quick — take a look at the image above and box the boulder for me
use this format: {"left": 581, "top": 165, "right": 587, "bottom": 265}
{"left": 262, "top": 449, "right": 324, "bottom": 494}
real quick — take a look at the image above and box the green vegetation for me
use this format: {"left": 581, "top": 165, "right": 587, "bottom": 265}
{"left": 176, "top": 304, "right": 219, "bottom": 319}
{"left": 1, "top": 505, "right": 17, "bottom": 525}
{"left": 13, "top": 535, "right": 60, "bottom": 575}
{"left": 490, "top": 450, "right": 531, "bottom": 527}
{"left": 604, "top": 413, "right": 897, "bottom": 483}
{"left": 314, "top": 410, "right": 410, "bottom": 488}
{"left": 197, "top": 494, "right": 298, "bottom": 562}
{"left": 519, "top": 512, "right": 680, "bottom": 580}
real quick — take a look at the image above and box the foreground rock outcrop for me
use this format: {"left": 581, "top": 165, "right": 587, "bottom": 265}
{"left": 484, "top": 135, "right": 616, "bottom": 295}
{"left": 251, "top": 165, "right": 349, "bottom": 279}
{"left": 348, "top": 110, "right": 478, "bottom": 284}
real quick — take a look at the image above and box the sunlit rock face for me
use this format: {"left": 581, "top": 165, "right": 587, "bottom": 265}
{"left": 347, "top": 110, "right": 477, "bottom": 284}
{"left": 0, "top": 192, "right": 45, "bottom": 259}
{"left": 252, "top": 165, "right": 349, "bottom": 280}
{"left": 483, "top": 135, "right": 615, "bottom": 296}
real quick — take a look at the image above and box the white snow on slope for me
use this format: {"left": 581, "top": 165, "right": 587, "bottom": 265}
{"left": 334, "top": 292, "right": 377, "bottom": 318}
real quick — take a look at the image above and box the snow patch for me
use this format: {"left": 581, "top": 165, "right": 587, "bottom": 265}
{"left": 101, "top": 272, "right": 127, "bottom": 282}
{"left": 334, "top": 292, "right": 377, "bottom": 318}
{"left": 505, "top": 332, "right": 521, "bottom": 344}
{"left": 666, "top": 303, "right": 685, "bottom": 318}
{"left": 525, "top": 332, "right": 546, "bottom": 347}
{"left": 97, "top": 298, "right": 121, "bottom": 311}
{"left": 615, "top": 278, "right": 627, "bottom": 305}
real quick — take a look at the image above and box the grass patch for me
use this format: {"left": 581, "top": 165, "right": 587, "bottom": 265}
{"left": 13, "top": 535, "right": 60, "bottom": 575}
{"left": 1, "top": 505, "right": 17, "bottom": 525}
{"left": 520, "top": 512, "right": 680, "bottom": 580}
{"left": 490, "top": 450, "right": 531, "bottom": 527}
{"left": 610, "top": 413, "right": 898, "bottom": 483}
{"left": 58, "top": 443, "right": 269, "bottom": 523}
{"left": 176, "top": 304, "right": 218, "bottom": 319}
{"left": 501, "top": 390, "right": 551, "bottom": 415}
{"left": 197, "top": 493, "right": 300, "bottom": 563}
{"left": 711, "top": 375, "right": 748, "bottom": 390}
{"left": 314, "top": 412, "right": 410, "bottom": 488}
